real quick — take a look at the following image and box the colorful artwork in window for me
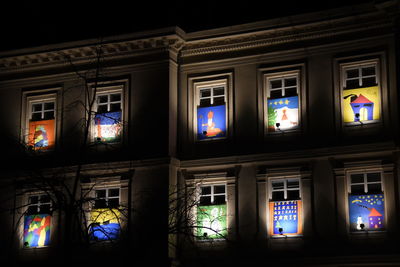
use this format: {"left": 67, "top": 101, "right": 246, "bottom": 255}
{"left": 28, "top": 120, "right": 55, "bottom": 150}
{"left": 23, "top": 214, "right": 51, "bottom": 247}
{"left": 348, "top": 194, "right": 384, "bottom": 231}
{"left": 90, "top": 208, "right": 121, "bottom": 241}
{"left": 197, "top": 105, "right": 226, "bottom": 140}
{"left": 269, "top": 200, "right": 302, "bottom": 236}
{"left": 94, "top": 111, "right": 122, "bottom": 142}
{"left": 267, "top": 96, "right": 299, "bottom": 132}
{"left": 197, "top": 204, "right": 227, "bottom": 239}
{"left": 342, "top": 86, "right": 380, "bottom": 123}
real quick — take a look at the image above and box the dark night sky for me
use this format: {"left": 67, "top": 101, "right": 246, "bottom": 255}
{"left": 0, "top": 0, "right": 373, "bottom": 52}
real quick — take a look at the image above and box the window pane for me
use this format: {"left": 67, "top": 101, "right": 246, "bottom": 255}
{"left": 44, "top": 111, "right": 54, "bottom": 120}
{"left": 29, "top": 196, "right": 39, "bottom": 204}
{"left": 199, "top": 98, "right": 211, "bottom": 107}
{"left": 345, "top": 79, "right": 359, "bottom": 89}
{"left": 213, "top": 96, "right": 225, "bottom": 106}
{"left": 94, "top": 199, "right": 107, "bottom": 209}
{"left": 44, "top": 102, "right": 54, "bottom": 110}
{"left": 96, "top": 190, "right": 106, "bottom": 198}
{"left": 351, "top": 174, "right": 364, "bottom": 184}
{"left": 213, "top": 195, "right": 226, "bottom": 205}
{"left": 270, "top": 80, "right": 282, "bottom": 89}
{"left": 272, "top": 191, "right": 285, "bottom": 201}
{"left": 214, "top": 185, "right": 226, "bottom": 194}
{"left": 367, "top": 173, "right": 381, "bottom": 183}
{"left": 110, "top": 103, "right": 121, "bottom": 112}
{"left": 213, "top": 87, "right": 225, "bottom": 96}
{"left": 284, "top": 78, "right": 297, "bottom": 87}
{"left": 368, "top": 183, "right": 382, "bottom": 193}
{"left": 270, "top": 90, "right": 282, "bottom": 99}
{"left": 287, "top": 179, "right": 299, "bottom": 189}
{"left": 362, "top": 77, "right": 376, "bottom": 87}
{"left": 108, "top": 189, "right": 120, "bottom": 197}
{"left": 362, "top": 66, "right": 375, "bottom": 76}
{"left": 201, "top": 186, "right": 211, "bottom": 195}
{"left": 97, "top": 105, "right": 108, "bottom": 114}
{"left": 108, "top": 198, "right": 119, "bottom": 208}
{"left": 40, "top": 195, "right": 51, "bottom": 203}
{"left": 346, "top": 69, "right": 359, "bottom": 79}
{"left": 110, "top": 93, "right": 121, "bottom": 102}
{"left": 272, "top": 181, "right": 284, "bottom": 190}
{"left": 284, "top": 87, "right": 297, "bottom": 97}
{"left": 27, "top": 206, "right": 38, "bottom": 215}
{"left": 40, "top": 204, "right": 51, "bottom": 214}
{"left": 287, "top": 190, "right": 300, "bottom": 200}
{"left": 200, "top": 196, "right": 211, "bottom": 205}
{"left": 98, "top": 95, "right": 108, "bottom": 104}
{"left": 32, "top": 103, "right": 43, "bottom": 112}
{"left": 351, "top": 184, "right": 365, "bottom": 194}
{"left": 31, "top": 113, "right": 42, "bottom": 121}
{"left": 200, "top": 89, "right": 211, "bottom": 98}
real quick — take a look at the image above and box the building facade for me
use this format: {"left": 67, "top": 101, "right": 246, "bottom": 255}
{"left": 0, "top": 1, "right": 399, "bottom": 266}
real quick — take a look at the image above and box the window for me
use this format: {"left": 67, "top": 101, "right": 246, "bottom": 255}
{"left": 265, "top": 71, "right": 300, "bottom": 132}
{"left": 196, "top": 184, "right": 227, "bottom": 239}
{"left": 341, "top": 60, "right": 381, "bottom": 124}
{"left": 195, "top": 80, "right": 228, "bottom": 141}
{"left": 90, "top": 188, "right": 121, "bottom": 241}
{"left": 269, "top": 178, "right": 302, "bottom": 236}
{"left": 348, "top": 172, "right": 385, "bottom": 232}
{"left": 27, "top": 97, "right": 56, "bottom": 150}
{"left": 93, "top": 89, "right": 123, "bottom": 143}
{"left": 23, "top": 194, "right": 52, "bottom": 248}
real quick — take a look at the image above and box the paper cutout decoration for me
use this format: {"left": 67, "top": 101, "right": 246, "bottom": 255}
{"left": 28, "top": 120, "right": 55, "bottom": 149}
{"left": 348, "top": 194, "right": 384, "bottom": 231}
{"left": 23, "top": 214, "right": 51, "bottom": 247}
{"left": 269, "top": 200, "right": 302, "bottom": 236}
{"left": 94, "top": 111, "right": 122, "bottom": 142}
{"left": 197, "top": 204, "right": 227, "bottom": 239}
{"left": 90, "top": 208, "right": 121, "bottom": 241}
{"left": 267, "top": 96, "right": 299, "bottom": 132}
{"left": 342, "top": 86, "right": 380, "bottom": 123}
{"left": 197, "top": 105, "right": 226, "bottom": 140}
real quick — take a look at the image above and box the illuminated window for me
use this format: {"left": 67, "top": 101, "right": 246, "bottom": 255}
{"left": 265, "top": 71, "right": 300, "bottom": 132}
{"left": 93, "top": 89, "right": 123, "bottom": 143}
{"left": 348, "top": 172, "right": 385, "bottom": 232}
{"left": 26, "top": 97, "right": 56, "bottom": 150}
{"left": 23, "top": 194, "right": 52, "bottom": 248}
{"left": 197, "top": 184, "right": 227, "bottom": 240}
{"left": 269, "top": 178, "right": 302, "bottom": 236}
{"left": 341, "top": 60, "right": 381, "bottom": 124}
{"left": 195, "top": 80, "right": 228, "bottom": 141}
{"left": 90, "top": 188, "right": 121, "bottom": 241}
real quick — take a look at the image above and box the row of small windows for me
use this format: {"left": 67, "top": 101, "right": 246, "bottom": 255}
{"left": 21, "top": 171, "right": 384, "bottom": 248}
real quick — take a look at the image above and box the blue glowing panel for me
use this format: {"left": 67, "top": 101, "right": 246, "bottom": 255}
{"left": 197, "top": 105, "right": 226, "bottom": 140}
{"left": 90, "top": 223, "right": 120, "bottom": 241}
{"left": 348, "top": 194, "right": 384, "bottom": 231}
{"left": 270, "top": 200, "right": 302, "bottom": 235}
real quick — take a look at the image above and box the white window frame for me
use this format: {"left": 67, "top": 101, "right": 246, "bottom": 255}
{"left": 193, "top": 78, "right": 229, "bottom": 141}
{"left": 30, "top": 101, "right": 55, "bottom": 121}
{"left": 91, "top": 85, "right": 124, "bottom": 143}
{"left": 94, "top": 187, "right": 121, "bottom": 208}
{"left": 96, "top": 92, "right": 122, "bottom": 114}
{"left": 269, "top": 177, "right": 301, "bottom": 201}
{"left": 198, "top": 184, "right": 227, "bottom": 205}
{"left": 347, "top": 171, "right": 384, "bottom": 194}
{"left": 343, "top": 64, "right": 377, "bottom": 89}
{"left": 264, "top": 70, "right": 301, "bottom": 133}
{"left": 27, "top": 193, "right": 52, "bottom": 214}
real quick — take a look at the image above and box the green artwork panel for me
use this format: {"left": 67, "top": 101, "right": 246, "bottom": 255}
{"left": 196, "top": 204, "right": 227, "bottom": 239}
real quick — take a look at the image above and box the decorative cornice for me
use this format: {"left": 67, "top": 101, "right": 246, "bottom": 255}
{"left": 181, "top": 12, "right": 396, "bottom": 57}
{"left": 0, "top": 35, "right": 184, "bottom": 73}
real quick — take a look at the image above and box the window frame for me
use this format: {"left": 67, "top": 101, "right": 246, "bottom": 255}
{"left": 262, "top": 67, "right": 304, "bottom": 135}
{"left": 340, "top": 58, "right": 382, "bottom": 126}
{"left": 23, "top": 91, "right": 58, "bottom": 151}
{"left": 198, "top": 184, "right": 227, "bottom": 205}
{"left": 93, "top": 187, "right": 121, "bottom": 209}
{"left": 90, "top": 84, "right": 125, "bottom": 144}
{"left": 348, "top": 172, "right": 383, "bottom": 194}
{"left": 269, "top": 177, "right": 301, "bottom": 201}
